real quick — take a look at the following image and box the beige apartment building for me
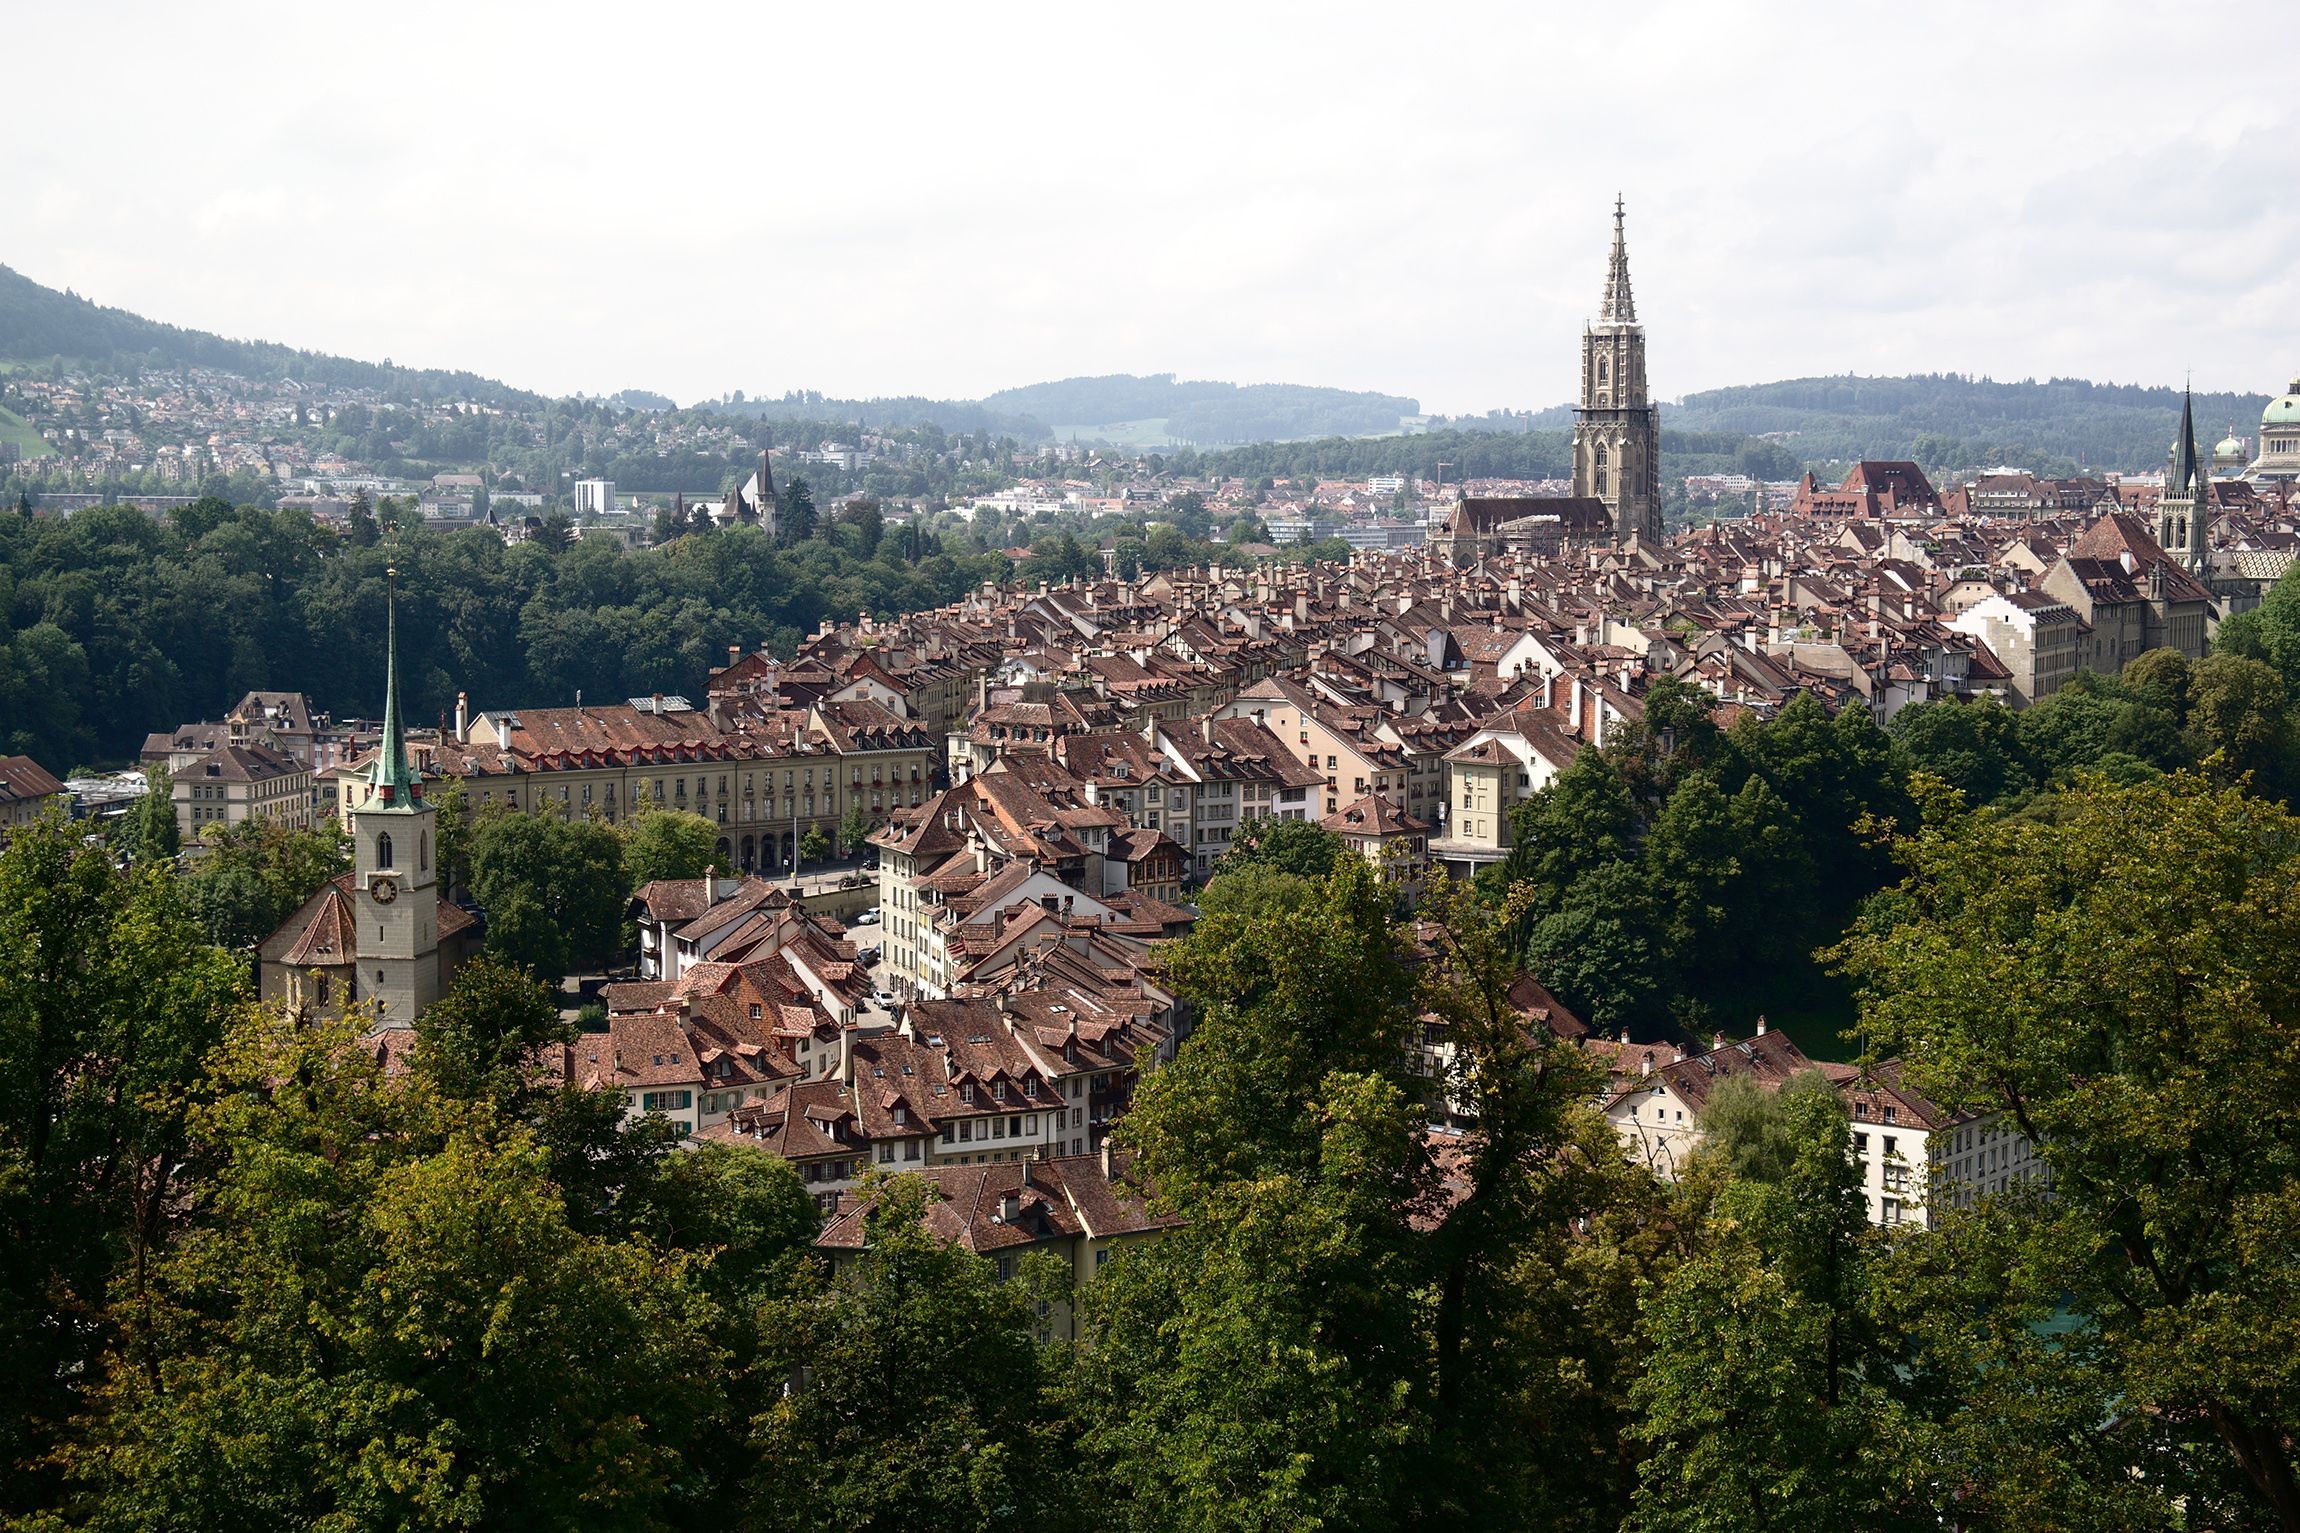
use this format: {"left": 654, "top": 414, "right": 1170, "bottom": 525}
{"left": 334, "top": 695, "right": 936, "bottom": 874}
{"left": 174, "top": 743, "right": 313, "bottom": 838}
{"left": 0, "top": 756, "right": 66, "bottom": 834}
{"left": 1218, "top": 677, "right": 1411, "bottom": 819}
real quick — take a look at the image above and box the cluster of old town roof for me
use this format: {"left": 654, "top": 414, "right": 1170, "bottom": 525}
{"left": 112, "top": 447, "right": 2298, "bottom": 1257}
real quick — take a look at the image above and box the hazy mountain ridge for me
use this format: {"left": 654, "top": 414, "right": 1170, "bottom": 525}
{"left": 985, "top": 373, "right": 1420, "bottom": 445}
{"left": 0, "top": 264, "right": 542, "bottom": 410}
{"left": 1663, "top": 373, "right": 2271, "bottom": 474}
{"left": 0, "top": 263, "right": 2260, "bottom": 472}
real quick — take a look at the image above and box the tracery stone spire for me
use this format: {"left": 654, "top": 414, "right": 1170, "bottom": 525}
{"left": 1599, "top": 192, "right": 1637, "bottom": 325}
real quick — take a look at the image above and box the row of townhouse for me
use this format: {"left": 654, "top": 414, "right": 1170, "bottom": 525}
{"left": 332, "top": 693, "right": 939, "bottom": 875}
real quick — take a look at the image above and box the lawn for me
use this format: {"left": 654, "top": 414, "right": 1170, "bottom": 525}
{"left": 0, "top": 405, "right": 53, "bottom": 458}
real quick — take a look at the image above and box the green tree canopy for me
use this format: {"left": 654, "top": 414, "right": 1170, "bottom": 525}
{"left": 623, "top": 805, "right": 720, "bottom": 889}
{"left": 1213, "top": 815, "right": 1345, "bottom": 880}
{"left": 1833, "top": 771, "right": 2300, "bottom": 1528}
{"left": 469, "top": 811, "right": 627, "bottom": 977}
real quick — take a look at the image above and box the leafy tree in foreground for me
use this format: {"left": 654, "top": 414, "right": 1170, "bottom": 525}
{"left": 1078, "top": 863, "right": 1670, "bottom": 1532}
{"left": 52, "top": 1009, "right": 726, "bottom": 1531}
{"left": 413, "top": 949, "right": 571, "bottom": 1101}
{"left": 1628, "top": 1074, "right": 1925, "bottom": 1532}
{"left": 1213, "top": 814, "right": 1345, "bottom": 880}
{"left": 469, "top": 809, "right": 627, "bottom": 977}
{"left": 747, "top": 1174, "right": 1077, "bottom": 1533}
{"left": 0, "top": 822, "right": 248, "bottom": 1517}
{"left": 1833, "top": 772, "right": 2300, "bottom": 1530}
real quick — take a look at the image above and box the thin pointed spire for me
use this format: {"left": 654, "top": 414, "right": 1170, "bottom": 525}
{"left": 2170, "top": 383, "right": 2203, "bottom": 495}
{"left": 1600, "top": 194, "right": 1637, "bottom": 325}
{"left": 368, "top": 551, "right": 421, "bottom": 804}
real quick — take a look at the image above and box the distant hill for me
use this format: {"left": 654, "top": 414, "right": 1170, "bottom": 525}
{"left": 4, "top": 261, "right": 2257, "bottom": 475}
{"left": 1436, "top": 374, "right": 2272, "bottom": 478}
{"left": 987, "top": 374, "right": 1420, "bottom": 446}
{"left": 0, "top": 263, "right": 541, "bottom": 409}
{"left": 698, "top": 391, "right": 1051, "bottom": 440}
{"left": 1663, "top": 374, "right": 2268, "bottom": 476}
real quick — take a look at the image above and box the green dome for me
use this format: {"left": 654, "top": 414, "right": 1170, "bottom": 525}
{"left": 2266, "top": 393, "right": 2300, "bottom": 427}
{"left": 2215, "top": 432, "right": 2248, "bottom": 463}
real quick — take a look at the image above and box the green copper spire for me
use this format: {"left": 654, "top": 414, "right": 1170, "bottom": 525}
{"left": 2170, "top": 385, "right": 2204, "bottom": 496}
{"left": 368, "top": 558, "right": 422, "bottom": 806}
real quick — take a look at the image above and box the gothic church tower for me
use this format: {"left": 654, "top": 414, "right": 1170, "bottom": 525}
{"left": 1572, "top": 197, "right": 1663, "bottom": 545}
{"left": 2158, "top": 386, "right": 2210, "bottom": 575}
{"left": 348, "top": 561, "right": 441, "bottom": 1022}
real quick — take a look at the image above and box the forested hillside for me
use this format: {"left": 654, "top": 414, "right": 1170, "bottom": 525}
{"left": 0, "top": 501, "right": 1009, "bottom": 771}
{"left": 1663, "top": 373, "right": 2268, "bottom": 474}
{"left": 0, "top": 264, "right": 539, "bottom": 409}
{"left": 985, "top": 374, "right": 1421, "bottom": 444}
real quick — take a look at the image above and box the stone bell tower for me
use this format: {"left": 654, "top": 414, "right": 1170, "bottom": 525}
{"left": 1572, "top": 196, "right": 1663, "bottom": 546}
{"left": 347, "top": 559, "right": 440, "bottom": 1022}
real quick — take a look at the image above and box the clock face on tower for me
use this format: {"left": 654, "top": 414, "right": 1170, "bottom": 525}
{"left": 370, "top": 876, "right": 399, "bottom": 906}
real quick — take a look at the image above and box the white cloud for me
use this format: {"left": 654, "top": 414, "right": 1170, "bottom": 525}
{"left": 8, "top": 0, "right": 2295, "bottom": 412}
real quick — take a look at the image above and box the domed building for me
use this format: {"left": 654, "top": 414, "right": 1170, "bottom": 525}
{"left": 2247, "top": 371, "right": 2300, "bottom": 485}
{"left": 2213, "top": 426, "right": 2249, "bottom": 476}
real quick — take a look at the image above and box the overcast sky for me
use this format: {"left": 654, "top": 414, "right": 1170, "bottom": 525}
{"left": 9, "top": 2, "right": 2295, "bottom": 415}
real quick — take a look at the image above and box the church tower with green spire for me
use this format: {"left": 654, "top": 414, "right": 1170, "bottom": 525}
{"left": 350, "top": 559, "right": 441, "bottom": 1021}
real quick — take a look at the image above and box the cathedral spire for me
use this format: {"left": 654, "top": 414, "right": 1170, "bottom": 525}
{"left": 368, "top": 554, "right": 421, "bottom": 805}
{"left": 1600, "top": 193, "right": 1637, "bottom": 325}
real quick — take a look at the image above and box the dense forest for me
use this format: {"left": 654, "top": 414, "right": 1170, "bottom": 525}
{"left": 0, "top": 264, "right": 539, "bottom": 410}
{"left": 0, "top": 498, "right": 1012, "bottom": 771}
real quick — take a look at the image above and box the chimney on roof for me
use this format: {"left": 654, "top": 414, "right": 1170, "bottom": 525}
{"left": 997, "top": 1190, "right": 1020, "bottom": 1223}
{"left": 1755, "top": 1015, "right": 1768, "bottom": 1036}
{"left": 1099, "top": 1135, "right": 1116, "bottom": 1179}
{"left": 454, "top": 691, "right": 469, "bottom": 744}
{"left": 1711, "top": 1030, "right": 1726, "bottom": 1052}
{"left": 1671, "top": 1044, "right": 1685, "bottom": 1064}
